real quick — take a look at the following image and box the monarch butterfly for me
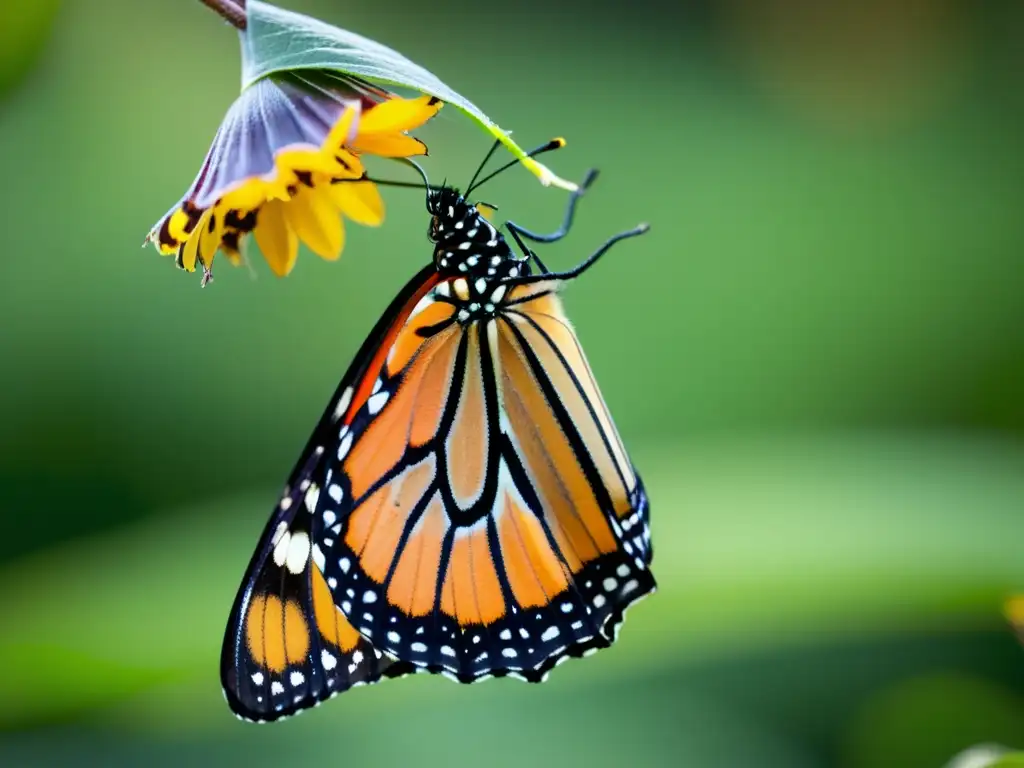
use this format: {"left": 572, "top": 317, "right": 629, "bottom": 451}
{"left": 221, "top": 141, "right": 655, "bottom": 722}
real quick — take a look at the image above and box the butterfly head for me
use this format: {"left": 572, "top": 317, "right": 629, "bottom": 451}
{"left": 426, "top": 186, "right": 526, "bottom": 282}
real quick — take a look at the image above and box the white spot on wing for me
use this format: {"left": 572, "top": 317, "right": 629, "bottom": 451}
{"left": 321, "top": 649, "right": 337, "bottom": 671}
{"left": 367, "top": 391, "right": 389, "bottom": 414}
{"left": 363, "top": 590, "right": 377, "bottom": 604}
{"left": 272, "top": 530, "right": 291, "bottom": 567}
{"left": 312, "top": 544, "right": 326, "bottom": 571}
{"left": 271, "top": 521, "right": 288, "bottom": 546}
{"left": 541, "top": 626, "right": 560, "bottom": 642}
{"left": 324, "top": 509, "right": 337, "bottom": 526}
{"left": 285, "top": 531, "right": 311, "bottom": 574}
{"left": 251, "top": 672, "right": 264, "bottom": 685}
{"left": 337, "top": 432, "right": 353, "bottom": 460}
{"left": 333, "top": 387, "right": 354, "bottom": 422}
{"left": 290, "top": 670, "right": 305, "bottom": 687}
{"left": 304, "top": 484, "right": 320, "bottom": 514}
{"left": 271, "top": 681, "right": 284, "bottom": 695}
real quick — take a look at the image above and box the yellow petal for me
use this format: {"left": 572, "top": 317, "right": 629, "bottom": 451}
{"left": 220, "top": 179, "right": 271, "bottom": 211}
{"left": 275, "top": 148, "right": 343, "bottom": 179}
{"left": 283, "top": 188, "right": 344, "bottom": 261}
{"left": 330, "top": 148, "right": 365, "bottom": 179}
{"left": 178, "top": 210, "right": 212, "bottom": 272}
{"left": 349, "top": 132, "right": 428, "bottom": 158}
{"left": 199, "top": 210, "right": 224, "bottom": 270}
{"left": 167, "top": 208, "right": 193, "bottom": 242}
{"left": 357, "top": 95, "right": 441, "bottom": 134}
{"left": 254, "top": 200, "right": 298, "bottom": 276}
{"left": 322, "top": 104, "right": 358, "bottom": 154}
{"left": 328, "top": 180, "right": 384, "bottom": 227}
{"left": 178, "top": 234, "right": 199, "bottom": 273}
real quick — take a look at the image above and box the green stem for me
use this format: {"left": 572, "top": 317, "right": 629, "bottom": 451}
{"left": 198, "top": 0, "right": 246, "bottom": 30}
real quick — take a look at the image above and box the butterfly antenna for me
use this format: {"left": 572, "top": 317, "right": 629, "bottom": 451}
{"left": 465, "top": 139, "right": 502, "bottom": 194}
{"left": 397, "top": 158, "right": 432, "bottom": 194}
{"left": 466, "top": 138, "right": 566, "bottom": 196}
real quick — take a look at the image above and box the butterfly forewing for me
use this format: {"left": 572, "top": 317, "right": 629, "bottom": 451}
{"left": 220, "top": 267, "right": 438, "bottom": 720}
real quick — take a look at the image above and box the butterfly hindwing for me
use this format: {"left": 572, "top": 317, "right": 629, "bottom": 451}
{"left": 315, "top": 277, "right": 655, "bottom": 682}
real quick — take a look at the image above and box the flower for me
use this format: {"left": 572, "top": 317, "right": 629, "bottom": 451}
{"left": 147, "top": 71, "right": 441, "bottom": 283}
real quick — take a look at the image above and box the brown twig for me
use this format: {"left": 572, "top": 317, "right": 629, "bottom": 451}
{"left": 198, "top": 0, "right": 247, "bottom": 30}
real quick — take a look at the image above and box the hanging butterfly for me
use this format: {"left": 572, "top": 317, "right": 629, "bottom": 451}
{"left": 221, "top": 139, "right": 655, "bottom": 722}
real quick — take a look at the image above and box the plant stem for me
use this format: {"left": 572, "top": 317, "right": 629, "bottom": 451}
{"left": 198, "top": 0, "right": 247, "bottom": 30}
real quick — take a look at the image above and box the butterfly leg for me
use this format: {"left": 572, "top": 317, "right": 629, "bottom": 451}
{"left": 514, "top": 222, "right": 650, "bottom": 284}
{"left": 506, "top": 226, "right": 551, "bottom": 274}
{"left": 505, "top": 169, "right": 599, "bottom": 245}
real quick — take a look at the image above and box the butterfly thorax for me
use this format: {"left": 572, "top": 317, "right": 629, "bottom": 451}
{"left": 427, "top": 187, "right": 527, "bottom": 285}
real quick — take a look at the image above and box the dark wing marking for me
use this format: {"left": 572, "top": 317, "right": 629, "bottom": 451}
{"left": 220, "top": 265, "right": 438, "bottom": 721}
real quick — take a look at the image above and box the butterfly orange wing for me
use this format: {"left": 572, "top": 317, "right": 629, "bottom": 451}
{"left": 318, "top": 277, "right": 654, "bottom": 682}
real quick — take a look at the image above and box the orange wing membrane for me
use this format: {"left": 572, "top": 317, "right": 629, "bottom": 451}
{"left": 308, "top": 262, "right": 653, "bottom": 683}
{"left": 223, "top": 163, "right": 652, "bottom": 719}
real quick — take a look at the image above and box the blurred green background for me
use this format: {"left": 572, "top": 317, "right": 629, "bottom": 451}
{"left": 2, "top": 0, "right": 1024, "bottom": 765}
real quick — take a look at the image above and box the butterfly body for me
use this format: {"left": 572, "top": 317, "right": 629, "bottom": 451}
{"left": 223, "top": 166, "right": 654, "bottom": 722}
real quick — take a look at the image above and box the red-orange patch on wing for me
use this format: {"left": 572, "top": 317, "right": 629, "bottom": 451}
{"left": 343, "top": 273, "right": 440, "bottom": 425}
{"left": 387, "top": 493, "right": 447, "bottom": 617}
{"left": 245, "top": 594, "right": 310, "bottom": 672}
